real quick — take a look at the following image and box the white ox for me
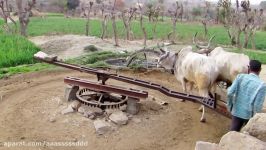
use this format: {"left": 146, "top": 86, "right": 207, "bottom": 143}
{"left": 157, "top": 46, "right": 219, "bottom": 122}
{"left": 208, "top": 47, "right": 250, "bottom": 84}
{"left": 193, "top": 33, "right": 250, "bottom": 84}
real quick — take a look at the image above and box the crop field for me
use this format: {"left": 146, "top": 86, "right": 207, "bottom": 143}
{"left": 1, "top": 15, "right": 266, "bottom": 78}
{"left": 27, "top": 16, "right": 266, "bottom": 50}
{"left": 0, "top": 34, "right": 40, "bottom": 68}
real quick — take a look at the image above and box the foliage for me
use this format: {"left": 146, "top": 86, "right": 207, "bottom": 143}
{"left": 0, "top": 63, "right": 52, "bottom": 79}
{"left": 0, "top": 34, "right": 40, "bottom": 68}
{"left": 227, "top": 48, "right": 266, "bottom": 64}
{"left": 52, "top": 0, "right": 67, "bottom": 9}
{"left": 192, "top": 7, "right": 202, "bottom": 17}
{"left": 84, "top": 45, "right": 99, "bottom": 52}
{"left": 260, "top": 1, "right": 266, "bottom": 10}
{"left": 67, "top": 0, "right": 80, "bottom": 10}
{"left": 95, "top": 0, "right": 102, "bottom": 4}
{"left": 69, "top": 51, "right": 129, "bottom": 66}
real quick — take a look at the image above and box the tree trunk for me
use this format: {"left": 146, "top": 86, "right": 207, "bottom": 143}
{"left": 227, "top": 28, "right": 236, "bottom": 45}
{"left": 243, "top": 30, "right": 249, "bottom": 48}
{"left": 250, "top": 31, "right": 256, "bottom": 50}
{"left": 140, "top": 15, "right": 147, "bottom": 46}
{"left": 20, "top": 24, "right": 27, "bottom": 36}
{"left": 16, "top": 0, "right": 35, "bottom": 37}
{"left": 101, "top": 15, "right": 108, "bottom": 40}
{"left": 152, "top": 18, "right": 158, "bottom": 39}
{"left": 112, "top": 15, "right": 119, "bottom": 46}
{"left": 236, "top": 29, "right": 241, "bottom": 49}
{"left": 170, "top": 18, "right": 177, "bottom": 43}
{"left": 122, "top": 12, "right": 130, "bottom": 40}
{"left": 202, "top": 20, "right": 208, "bottom": 37}
{"left": 86, "top": 9, "right": 92, "bottom": 36}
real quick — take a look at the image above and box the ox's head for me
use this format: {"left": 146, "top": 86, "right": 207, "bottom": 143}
{"left": 157, "top": 48, "right": 176, "bottom": 71}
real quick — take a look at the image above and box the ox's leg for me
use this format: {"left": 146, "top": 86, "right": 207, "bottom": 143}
{"left": 186, "top": 82, "right": 193, "bottom": 95}
{"left": 180, "top": 79, "right": 187, "bottom": 102}
{"left": 198, "top": 89, "right": 208, "bottom": 123}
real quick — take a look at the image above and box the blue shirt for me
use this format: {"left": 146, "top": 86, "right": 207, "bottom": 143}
{"left": 227, "top": 73, "right": 266, "bottom": 119}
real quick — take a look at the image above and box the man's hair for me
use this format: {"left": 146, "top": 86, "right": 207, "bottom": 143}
{"left": 249, "top": 60, "right": 261, "bottom": 72}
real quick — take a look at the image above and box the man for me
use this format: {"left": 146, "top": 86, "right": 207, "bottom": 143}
{"left": 227, "top": 60, "right": 266, "bottom": 132}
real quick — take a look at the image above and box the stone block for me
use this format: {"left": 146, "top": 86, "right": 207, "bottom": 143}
{"left": 126, "top": 98, "right": 140, "bottom": 115}
{"left": 109, "top": 111, "right": 128, "bottom": 125}
{"left": 64, "top": 85, "right": 79, "bottom": 102}
{"left": 219, "top": 131, "right": 266, "bottom": 150}
{"left": 242, "top": 113, "right": 266, "bottom": 142}
{"left": 93, "top": 120, "right": 111, "bottom": 135}
{"left": 195, "top": 141, "right": 219, "bottom": 150}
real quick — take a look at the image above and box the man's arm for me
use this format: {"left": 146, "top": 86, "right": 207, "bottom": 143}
{"left": 253, "top": 84, "right": 266, "bottom": 114}
{"left": 227, "top": 75, "right": 241, "bottom": 96}
{"left": 226, "top": 74, "right": 241, "bottom": 111}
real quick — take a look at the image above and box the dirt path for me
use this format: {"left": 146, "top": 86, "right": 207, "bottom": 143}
{"left": 0, "top": 69, "right": 229, "bottom": 150}
{"left": 29, "top": 35, "right": 186, "bottom": 60}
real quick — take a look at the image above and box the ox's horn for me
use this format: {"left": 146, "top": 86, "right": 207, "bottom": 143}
{"left": 160, "top": 48, "right": 166, "bottom": 53}
{"left": 193, "top": 32, "right": 215, "bottom": 50}
{"left": 159, "top": 51, "right": 170, "bottom": 61}
{"left": 196, "top": 48, "right": 213, "bottom": 54}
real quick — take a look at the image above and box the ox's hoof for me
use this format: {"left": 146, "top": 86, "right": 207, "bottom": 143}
{"left": 198, "top": 107, "right": 203, "bottom": 112}
{"left": 200, "top": 118, "right": 206, "bottom": 123}
{"left": 181, "top": 99, "right": 186, "bottom": 102}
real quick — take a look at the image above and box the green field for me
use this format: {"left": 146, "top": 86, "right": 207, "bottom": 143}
{"left": 27, "top": 16, "right": 266, "bottom": 50}
{"left": 0, "top": 63, "right": 52, "bottom": 79}
{"left": 1, "top": 15, "right": 266, "bottom": 79}
{"left": 0, "top": 34, "right": 40, "bottom": 68}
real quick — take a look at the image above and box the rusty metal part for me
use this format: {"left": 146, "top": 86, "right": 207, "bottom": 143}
{"left": 76, "top": 88, "right": 128, "bottom": 109}
{"left": 64, "top": 77, "right": 148, "bottom": 99}
{"left": 35, "top": 56, "right": 230, "bottom": 118}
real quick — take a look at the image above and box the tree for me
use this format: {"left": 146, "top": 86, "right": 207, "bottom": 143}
{"left": 168, "top": 1, "right": 182, "bottom": 43}
{"left": 101, "top": 14, "right": 108, "bottom": 40}
{"left": 116, "top": 0, "right": 125, "bottom": 10}
{"left": 138, "top": 0, "right": 147, "bottom": 46}
{"left": 158, "top": 0, "right": 165, "bottom": 21}
{"left": 146, "top": 3, "right": 154, "bottom": 22}
{"left": 218, "top": 0, "right": 263, "bottom": 49}
{"left": 96, "top": 0, "right": 102, "bottom": 4}
{"left": 202, "top": 1, "right": 211, "bottom": 37}
{"left": 51, "top": 0, "right": 67, "bottom": 13}
{"left": 260, "top": 1, "right": 266, "bottom": 10}
{"left": 122, "top": 7, "right": 137, "bottom": 40}
{"left": 111, "top": 0, "right": 119, "bottom": 46}
{"left": 16, "top": 0, "right": 36, "bottom": 36}
{"left": 0, "top": 0, "right": 17, "bottom": 33}
{"left": 192, "top": 7, "right": 202, "bottom": 18}
{"left": 66, "top": 0, "right": 80, "bottom": 16}
{"left": 67, "top": 0, "right": 80, "bottom": 10}
{"left": 85, "top": 1, "right": 94, "bottom": 36}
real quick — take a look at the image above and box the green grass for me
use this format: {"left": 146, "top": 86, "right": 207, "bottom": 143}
{"left": 0, "top": 63, "right": 52, "bottom": 79}
{"left": 0, "top": 34, "right": 40, "bottom": 68}
{"left": 26, "top": 16, "right": 266, "bottom": 50}
{"left": 227, "top": 48, "right": 266, "bottom": 64}
{"left": 0, "top": 50, "right": 136, "bottom": 79}
{"left": 46, "top": 13, "right": 65, "bottom": 17}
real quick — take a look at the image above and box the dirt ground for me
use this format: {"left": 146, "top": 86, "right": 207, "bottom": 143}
{"left": 29, "top": 35, "right": 187, "bottom": 60}
{"left": 0, "top": 68, "right": 230, "bottom": 150}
